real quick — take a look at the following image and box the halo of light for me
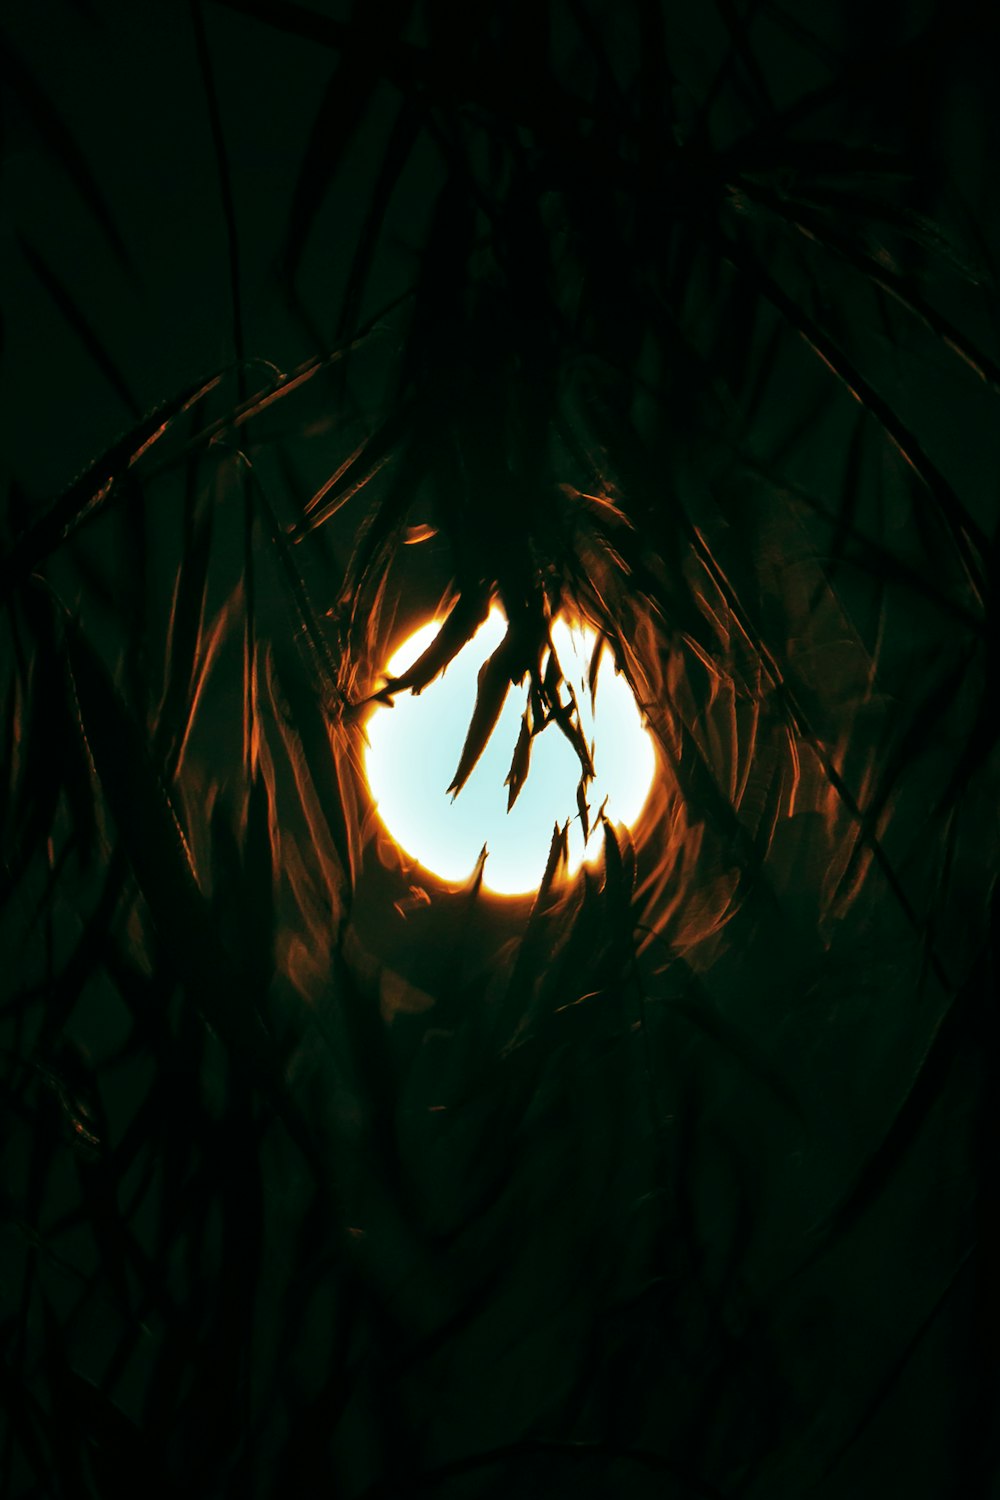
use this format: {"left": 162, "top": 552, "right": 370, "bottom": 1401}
{"left": 363, "top": 608, "right": 656, "bottom": 896}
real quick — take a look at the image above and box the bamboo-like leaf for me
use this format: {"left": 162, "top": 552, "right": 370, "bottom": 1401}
{"left": 497, "top": 820, "right": 572, "bottom": 1044}
{"left": 59, "top": 603, "right": 323, "bottom": 1176}
{"left": 269, "top": 638, "right": 357, "bottom": 895}
{"left": 370, "top": 584, "right": 490, "bottom": 703}
{"left": 709, "top": 226, "right": 988, "bottom": 603}
{"left": 280, "top": 0, "right": 417, "bottom": 284}
{"left": 190, "top": 0, "right": 245, "bottom": 366}
{"left": 0, "top": 370, "right": 224, "bottom": 601}
{"left": 745, "top": 456, "right": 983, "bottom": 634}
{"left": 668, "top": 987, "right": 803, "bottom": 1122}
{"left": 833, "top": 649, "right": 975, "bottom": 909}
{"left": 712, "top": 0, "right": 774, "bottom": 116}
{"left": 504, "top": 708, "right": 532, "bottom": 812}
{"left": 156, "top": 468, "right": 215, "bottom": 762}
{"left": 3, "top": 586, "right": 98, "bottom": 890}
{"left": 293, "top": 401, "right": 415, "bottom": 537}
{"left": 447, "top": 634, "right": 517, "bottom": 799}
{"left": 811, "top": 1247, "right": 973, "bottom": 1492}
{"left": 0, "top": 31, "right": 132, "bottom": 273}
{"left": 17, "top": 234, "right": 140, "bottom": 418}
{"left": 575, "top": 776, "right": 590, "bottom": 843}
{"left": 732, "top": 177, "right": 1000, "bottom": 389}
{"left": 336, "top": 96, "right": 423, "bottom": 340}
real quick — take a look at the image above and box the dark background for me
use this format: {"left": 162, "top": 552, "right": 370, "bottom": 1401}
{"left": 1, "top": 2, "right": 998, "bottom": 1496}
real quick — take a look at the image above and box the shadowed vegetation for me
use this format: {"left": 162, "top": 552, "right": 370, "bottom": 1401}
{"left": 1, "top": 1, "right": 997, "bottom": 1495}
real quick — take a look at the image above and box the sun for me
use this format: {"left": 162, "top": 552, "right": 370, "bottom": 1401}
{"left": 363, "top": 608, "right": 656, "bottom": 897}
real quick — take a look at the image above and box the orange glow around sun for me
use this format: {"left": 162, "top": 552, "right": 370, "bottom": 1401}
{"left": 363, "top": 609, "right": 656, "bottom": 897}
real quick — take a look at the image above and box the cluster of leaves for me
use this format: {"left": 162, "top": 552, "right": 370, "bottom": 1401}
{"left": 1, "top": 0, "right": 998, "bottom": 1495}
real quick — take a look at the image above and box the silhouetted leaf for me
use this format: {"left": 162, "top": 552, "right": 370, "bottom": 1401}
{"left": 371, "top": 583, "right": 490, "bottom": 702}
{"left": 0, "top": 370, "right": 224, "bottom": 601}
{"left": 712, "top": 225, "right": 988, "bottom": 602}
{"left": 3, "top": 7, "right": 994, "bottom": 1495}
{"left": 447, "top": 631, "right": 519, "bottom": 798}
{"left": 190, "top": 0, "right": 245, "bottom": 366}
{"left": 280, "top": 0, "right": 417, "bottom": 284}
{"left": 0, "top": 30, "right": 132, "bottom": 273}
{"left": 18, "top": 234, "right": 140, "bottom": 418}
{"left": 503, "top": 708, "right": 532, "bottom": 813}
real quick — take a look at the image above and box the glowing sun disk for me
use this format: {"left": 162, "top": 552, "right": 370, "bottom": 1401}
{"left": 364, "top": 609, "right": 656, "bottom": 896}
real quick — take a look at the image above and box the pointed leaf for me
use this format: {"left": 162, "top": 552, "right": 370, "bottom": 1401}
{"left": 447, "top": 635, "right": 517, "bottom": 798}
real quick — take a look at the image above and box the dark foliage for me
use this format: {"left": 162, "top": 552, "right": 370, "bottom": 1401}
{"left": 1, "top": 1, "right": 997, "bottom": 1495}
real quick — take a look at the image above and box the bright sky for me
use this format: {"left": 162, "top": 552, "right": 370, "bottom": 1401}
{"left": 363, "top": 608, "right": 656, "bottom": 896}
